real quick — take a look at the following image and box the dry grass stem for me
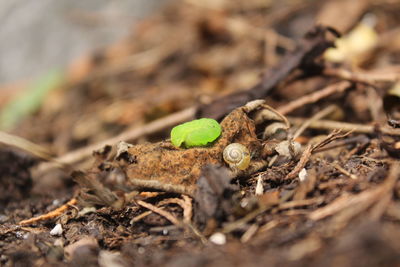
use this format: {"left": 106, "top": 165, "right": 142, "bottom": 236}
{"left": 136, "top": 200, "right": 181, "bottom": 226}
{"left": 19, "top": 198, "right": 77, "bottom": 226}
{"left": 292, "top": 105, "right": 337, "bottom": 139}
{"left": 289, "top": 117, "right": 400, "bottom": 136}
{"left": 277, "top": 81, "right": 351, "bottom": 115}
{"left": 324, "top": 67, "right": 400, "bottom": 83}
{"left": 36, "top": 107, "right": 196, "bottom": 173}
{"left": 309, "top": 161, "right": 400, "bottom": 221}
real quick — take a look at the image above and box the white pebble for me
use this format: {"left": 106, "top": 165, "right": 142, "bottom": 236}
{"left": 255, "top": 175, "right": 264, "bottom": 196}
{"left": 50, "top": 223, "right": 63, "bottom": 236}
{"left": 275, "top": 140, "right": 301, "bottom": 159}
{"left": 209, "top": 232, "right": 226, "bottom": 245}
{"left": 299, "top": 168, "right": 308, "bottom": 182}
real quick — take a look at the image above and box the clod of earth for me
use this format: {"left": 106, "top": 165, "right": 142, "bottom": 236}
{"left": 92, "top": 100, "right": 280, "bottom": 196}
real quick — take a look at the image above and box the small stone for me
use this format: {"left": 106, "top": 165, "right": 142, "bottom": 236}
{"left": 54, "top": 238, "right": 64, "bottom": 247}
{"left": 255, "top": 175, "right": 264, "bottom": 196}
{"left": 50, "top": 223, "right": 63, "bottom": 236}
{"left": 15, "top": 231, "right": 24, "bottom": 239}
{"left": 275, "top": 140, "right": 301, "bottom": 159}
{"left": 299, "top": 168, "right": 308, "bottom": 182}
{"left": 209, "top": 232, "right": 226, "bottom": 245}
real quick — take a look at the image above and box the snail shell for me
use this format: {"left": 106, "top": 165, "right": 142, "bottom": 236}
{"left": 223, "top": 143, "right": 251, "bottom": 170}
{"left": 263, "top": 122, "right": 288, "bottom": 140}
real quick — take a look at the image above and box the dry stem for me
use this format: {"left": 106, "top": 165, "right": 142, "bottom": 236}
{"left": 324, "top": 67, "right": 400, "bottom": 84}
{"left": 277, "top": 81, "right": 351, "bottom": 115}
{"left": 136, "top": 200, "right": 181, "bottom": 226}
{"left": 288, "top": 117, "right": 400, "bottom": 136}
{"left": 309, "top": 161, "right": 400, "bottom": 221}
{"left": 36, "top": 107, "right": 195, "bottom": 173}
{"left": 19, "top": 198, "right": 77, "bottom": 226}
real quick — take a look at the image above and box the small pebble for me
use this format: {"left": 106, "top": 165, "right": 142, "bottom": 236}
{"left": 255, "top": 175, "right": 264, "bottom": 195}
{"left": 15, "top": 231, "right": 24, "bottom": 239}
{"left": 50, "top": 223, "right": 63, "bottom": 236}
{"left": 54, "top": 238, "right": 64, "bottom": 247}
{"left": 209, "top": 232, "right": 226, "bottom": 245}
{"left": 299, "top": 168, "right": 308, "bottom": 182}
{"left": 240, "top": 199, "right": 249, "bottom": 208}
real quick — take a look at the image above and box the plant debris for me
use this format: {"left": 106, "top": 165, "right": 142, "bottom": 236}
{"left": 2, "top": 0, "right": 400, "bottom": 266}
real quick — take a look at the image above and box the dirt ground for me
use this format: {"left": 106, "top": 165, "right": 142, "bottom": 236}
{"left": 2, "top": 0, "right": 400, "bottom": 266}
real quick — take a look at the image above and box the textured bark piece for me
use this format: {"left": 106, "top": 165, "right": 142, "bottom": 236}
{"left": 121, "top": 104, "right": 265, "bottom": 195}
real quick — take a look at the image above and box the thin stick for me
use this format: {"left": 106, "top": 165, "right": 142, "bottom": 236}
{"left": 285, "top": 130, "right": 351, "bottom": 180}
{"left": 0, "top": 131, "right": 72, "bottom": 172}
{"left": 131, "top": 195, "right": 192, "bottom": 224}
{"left": 0, "top": 131, "right": 53, "bottom": 161}
{"left": 285, "top": 144, "right": 313, "bottom": 180}
{"left": 309, "top": 161, "right": 400, "bottom": 221}
{"left": 288, "top": 117, "right": 400, "bottom": 136}
{"left": 158, "top": 196, "right": 193, "bottom": 224}
{"left": 240, "top": 224, "right": 259, "bottom": 243}
{"left": 36, "top": 107, "right": 196, "bottom": 173}
{"left": 277, "top": 197, "right": 324, "bottom": 210}
{"left": 136, "top": 200, "right": 181, "bottom": 226}
{"left": 181, "top": 195, "right": 193, "bottom": 224}
{"left": 130, "top": 210, "right": 153, "bottom": 224}
{"left": 222, "top": 205, "right": 271, "bottom": 234}
{"left": 277, "top": 81, "right": 351, "bottom": 115}
{"left": 19, "top": 198, "right": 77, "bottom": 226}
{"left": 292, "top": 105, "right": 337, "bottom": 139}
{"left": 332, "top": 162, "right": 358, "bottom": 180}
{"left": 324, "top": 67, "right": 400, "bottom": 83}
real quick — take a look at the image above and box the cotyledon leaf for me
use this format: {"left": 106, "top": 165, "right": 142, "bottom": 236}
{"left": 171, "top": 118, "right": 222, "bottom": 148}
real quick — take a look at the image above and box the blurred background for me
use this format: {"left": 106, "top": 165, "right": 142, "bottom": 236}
{"left": 1, "top": 2, "right": 400, "bottom": 265}
{"left": 0, "top": 0, "right": 167, "bottom": 84}
{"left": 1, "top": 0, "right": 399, "bottom": 153}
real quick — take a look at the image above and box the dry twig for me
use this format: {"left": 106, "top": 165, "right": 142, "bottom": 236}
{"left": 130, "top": 210, "right": 153, "bottom": 224}
{"left": 285, "top": 130, "right": 351, "bottom": 180}
{"left": 136, "top": 200, "right": 181, "bottom": 226}
{"left": 285, "top": 144, "right": 313, "bottom": 180}
{"left": 288, "top": 117, "right": 400, "bottom": 136}
{"left": 292, "top": 105, "right": 337, "bottom": 139}
{"left": 36, "top": 107, "right": 195, "bottom": 173}
{"left": 324, "top": 67, "right": 400, "bottom": 84}
{"left": 277, "top": 81, "right": 351, "bottom": 115}
{"left": 19, "top": 198, "right": 77, "bottom": 226}
{"left": 309, "top": 161, "right": 400, "bottom": 221}
{"left": 158, "top": 196, "right": 193, "bottom": 224}
{"left": 331, "top": 162, "right": 358, "bottom": 180}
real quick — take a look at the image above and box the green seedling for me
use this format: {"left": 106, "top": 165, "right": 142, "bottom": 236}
{"left": 171, "top": 118, "right": 222, "bottom": 148}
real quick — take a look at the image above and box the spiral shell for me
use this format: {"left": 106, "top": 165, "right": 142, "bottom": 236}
{"left": 223, "top": 143, "right": 251, "bottom": 170}
{"left": 263, "top": 122, "right": 288, "bottom": 140}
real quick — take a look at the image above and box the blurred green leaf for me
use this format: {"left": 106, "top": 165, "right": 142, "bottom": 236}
{"left": 0, "top": 69, "right": 64, "bottom": 130}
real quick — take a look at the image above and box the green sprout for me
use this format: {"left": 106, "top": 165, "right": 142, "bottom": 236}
{"left": 171, "top": 118, "right": 222, "bottom": 148}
